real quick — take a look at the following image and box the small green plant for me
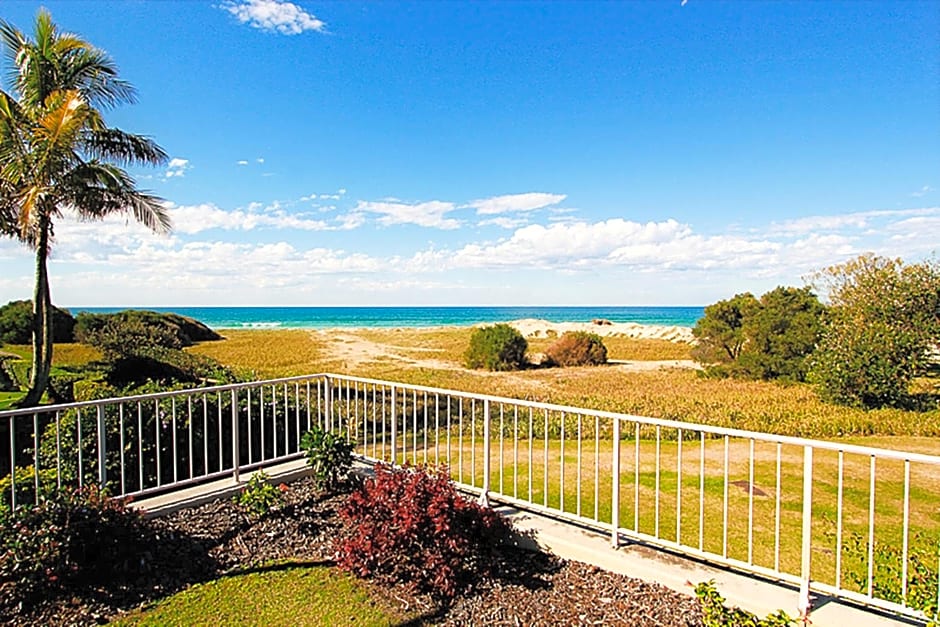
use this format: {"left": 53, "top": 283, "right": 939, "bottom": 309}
{"left": 234, "top": 470, "right": 283, "bottom": 517}
{"left": 837, "top": 529, "right": 939, "bottom": 625}
{"left": 464, "top": 323, "right": 527, "bottom": 371}
{"left": 300, "top": 426, "right": 354, "bottom": 491}
{"left": 694, "top": 580, "right": 797, "bottom": 626}
{"left": 545, "top": 331, "right": 608, "bottom": 366}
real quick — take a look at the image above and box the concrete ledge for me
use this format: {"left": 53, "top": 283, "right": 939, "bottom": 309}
{"left": 500, "top": 506, "right": 918, "bottom": 627}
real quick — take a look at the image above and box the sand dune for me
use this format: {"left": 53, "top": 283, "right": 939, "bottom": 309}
{"left": 506, "top": 318, "right": 694, "bottom": 343}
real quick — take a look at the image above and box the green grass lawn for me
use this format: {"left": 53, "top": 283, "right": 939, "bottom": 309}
{"left": 110, "top": 563, "right": 414, "bottom": 626}
{"left": 354, "top": 424, "right": 940, "bottom": 601}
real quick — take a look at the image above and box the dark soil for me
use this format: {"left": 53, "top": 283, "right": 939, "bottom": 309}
{"left": 11, "top": 477, "right": 704, "bottom": 626}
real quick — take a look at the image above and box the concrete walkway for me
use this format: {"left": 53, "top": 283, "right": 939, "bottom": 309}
{"left": 132, "top": 464, "right": 920, "bottom": 627}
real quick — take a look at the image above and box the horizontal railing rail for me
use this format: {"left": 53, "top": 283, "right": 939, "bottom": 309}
{"left": 2, "top": 373, "right": 938, "bottom": 623}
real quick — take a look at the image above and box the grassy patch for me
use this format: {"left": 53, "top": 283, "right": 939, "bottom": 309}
{"left": 0, "top": 391, "right": 23, "bottom": 410}
{"left": 111, "top": 563, "right": 412, "bottom": 626}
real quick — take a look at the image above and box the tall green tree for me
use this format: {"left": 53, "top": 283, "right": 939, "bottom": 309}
{"left": 809, "top": 254, "right": 940, "bottom": 408}
{"left": 0, "top": 10, "right": 169, "bottom": 406}
{"left": 691, "top": 292, "right": 760, "bottom": 365}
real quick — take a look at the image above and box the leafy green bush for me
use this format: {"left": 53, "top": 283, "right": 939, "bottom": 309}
{"left": 694, "top": 580, "right": 796, "bottom": 626}
{"left": 74, "top": 310, "right": 221, "bottom": 351}
{"left": 464, "top": 324, "right": 527, "bottom": 371}
{"left": 545, "top": 331, "right": 607, "bottom": 366}
{"left": 836, "top": 528, "right": 938, "bottom": 623}
{"left": 0, "top": 485, "right": 151, "bottom": 610}
{"left": 234, "top": 470, "right": 284, "bottom": 517}
{"left": 336, "top": 463, "right": 514, "bottom": 600}
{"left": 809, "top": 255, "right": 940, "bottom": 409}
{"left": 0, "top": 300, "right": 75, "bottom": 344}
{"left": 0, "top": 465, "right": 58, "bottom": 510}
{"left": 300, "top": 426, "right": 354, "bottom": 491}
{"left": 692, "top": 287, "right": 825, "bottom": 382}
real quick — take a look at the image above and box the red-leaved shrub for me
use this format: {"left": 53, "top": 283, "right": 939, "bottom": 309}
{"left": 545, "top": 331, "right": 608, "bottom": 366}
{"left": 335, "top": 463, "right": 513, "bottom": 599}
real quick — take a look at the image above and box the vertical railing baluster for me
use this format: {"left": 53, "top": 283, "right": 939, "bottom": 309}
{"left": 187, "top": 397, "right": 193, "bottom": 481}
{"left": 412, "top": 390, "right": 418, "bottom": 466}
{"left": 119, "top": 404, "right": 126, "bottom": 495}
{"left": 902, "top": 459, "right": 910, "bottom": 606}
{"left": 260, "top": 386, "right": 266, "bottom": 462}
{"left": 634, "top": 422, "right": 640, "bottom": 532}
{"left": 722, "top": 434, "right": 729, "bottom": 558}
{"left": 32, "top": 413, "right": 40, "bottom": 504}
{"left": 480, "top": 398, "right": 490, "bottom": 506}
{"left": 594, "top": 415, "right": 600, "bottom": 522}
{"left": 611, "top": 417, "right": 621, "bottom": 548}
{"left": 216, "top": 393, "right": 223, "bottom": 472}
{"left": 748, "top": 438, "right": 755, "bottom": 564}
{"left": 201, "top": 396, "right": 208, "bottom": 476}
{"left": 543, "top": 409, "right": 549, "bottom": 507}
{"left": 77, "top": 407, "right": 84, "bottom": 488}
{"left": 528, "top": 407, "right": 533, "bottom": 503}
{"left": 247, "top": 389, "right": 253, "bottom": 465}
{"left": 576, "top": 413, "right": 582, "bottom": 518}
{"left": 390, "top": 386, "right": 397, "bottom": 466}
{"left": 155, "top": 399, "right": 162, "bottom": 486}
{"left": 231, "top": 389, "right": 239, "bottom": 482}
{"left": 867, "top": 455, "right": 876, "bottom": 598}
{"left": 435, "top": 393, "right": 440, "bottom": 466}
{"left": 560, "top": 411, "right": 565, "bottom": 513}
{"left": 139, "top": 402, "right": 145, "bottom": 488}
{"left": 699, "top": 432, "right": 705, "bottom": 552}
{"left": 798, "top": 445, "right": 814, "bottom": 618}
{"left": 499, "top": 404, "right": 505, "bottom": 496}
{"left": 171, "top": 398, "right": 178, "bottom": 485}
{"left": 835, "top": 450, "right": 843, "bottom": 587}
{"left": 471, "top": 399, "right": 476, "bottom": 486}
{"left": 677, "top": 428, "right": 683, "bottom": 545}
{"left": 55, "top": 411, "right": 62, "bottom": 489}
{"left": 8, "top": 416, "right": 16, "bottom": 509}
{"left": 655, "top": 425, "right": 661, "bottom": 538}
{"left": 513, "top": 406, "right": 519, "bottom": 499}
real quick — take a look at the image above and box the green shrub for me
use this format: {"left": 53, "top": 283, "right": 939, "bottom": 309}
{"left": 234, "top": 470, "right": 284, "bottom": 517}
{"left": 692, "top": 287, "right": 825, "bottom": 382}
{"left": 300, "top": 426, "right": 354, "bottom": 491}
{"left": 694, "top": 580, "right": 797, "bottom": 626}
{"left": 74, "top": 310, "right": 221, "bottom": 352}
{"left": 545, "top": 331, "right": 607, "bottom": 366}
{"left": 464, "top": 324, "right": 527, "bottom": 371}
{"left": 336, "top": 463, "right": 514, "bottom": 600}
{"left": 0, "top": 300, "right": 75, "bottom": 345}
{"left": 0, "top": 465, "right": 58, "bottom": 509}
{"left": 809, "top": 255, "right": 940, "bottom": 409}
{"left": 0, "top": 485, "right": 151, "bottom": 610}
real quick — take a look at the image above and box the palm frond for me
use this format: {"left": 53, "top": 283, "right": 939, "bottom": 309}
{"left": 82, "top": 127, "right": 168, "bottom": 166}
{"left": 61, "top": 161, "right": 171, "bottom": 234}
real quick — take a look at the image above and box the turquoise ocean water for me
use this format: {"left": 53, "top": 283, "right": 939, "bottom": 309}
{"left": 72, "top": 306, "right": 704, "bottom": 330}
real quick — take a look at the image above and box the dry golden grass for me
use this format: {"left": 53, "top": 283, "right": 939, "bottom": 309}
{"left": 189, "top": 328, "right": 940, "bottom": 439}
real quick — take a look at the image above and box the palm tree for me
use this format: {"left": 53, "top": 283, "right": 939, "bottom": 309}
{"left": 0, "top": 9, "right": 170, "bottom": 406}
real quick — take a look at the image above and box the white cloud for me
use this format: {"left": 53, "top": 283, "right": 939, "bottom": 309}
{"left": 768, "top": 207, "right": 939, "bottom": 235}
{"left": 167, "top": 203, "right": 331, "bottom": 234}
{"left": 236, "top": 160, "right": 248, "bottom": 166}
{"left": 466, "top": 192, "right": 566, "bottom": 215}
{"left": 478, "top": 216, "right": 530, "bottom": 229}
{"left": 911, "top": 185, "right": 934, "bottom": 198}
{"left": 355, "top": 200, "right": 461, "bottom": 229}
{"left": 257, "top": 157, "right": 265, "bottom": 163}
{"left": 165, "top": 158, "right": 191, "bottom": 178}
{"left": 222, "top": 0, "right": 325, "bottom": 35}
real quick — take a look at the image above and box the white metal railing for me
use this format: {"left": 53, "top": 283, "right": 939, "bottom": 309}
{"left": 1, "top": 373, "right": 938, "bottom": 622}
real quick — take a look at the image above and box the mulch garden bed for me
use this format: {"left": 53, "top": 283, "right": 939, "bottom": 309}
{"left": 10, "top": 476, "right": 705, "bottom": 626}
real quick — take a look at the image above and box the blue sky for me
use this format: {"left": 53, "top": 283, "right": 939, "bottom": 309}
{"left": 0, "top": 0, "right": 937, "bottom": 307}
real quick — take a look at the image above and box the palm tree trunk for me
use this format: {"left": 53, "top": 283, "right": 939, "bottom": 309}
{"left": 19, "top": 221, "right": 52, "bottom": 407}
